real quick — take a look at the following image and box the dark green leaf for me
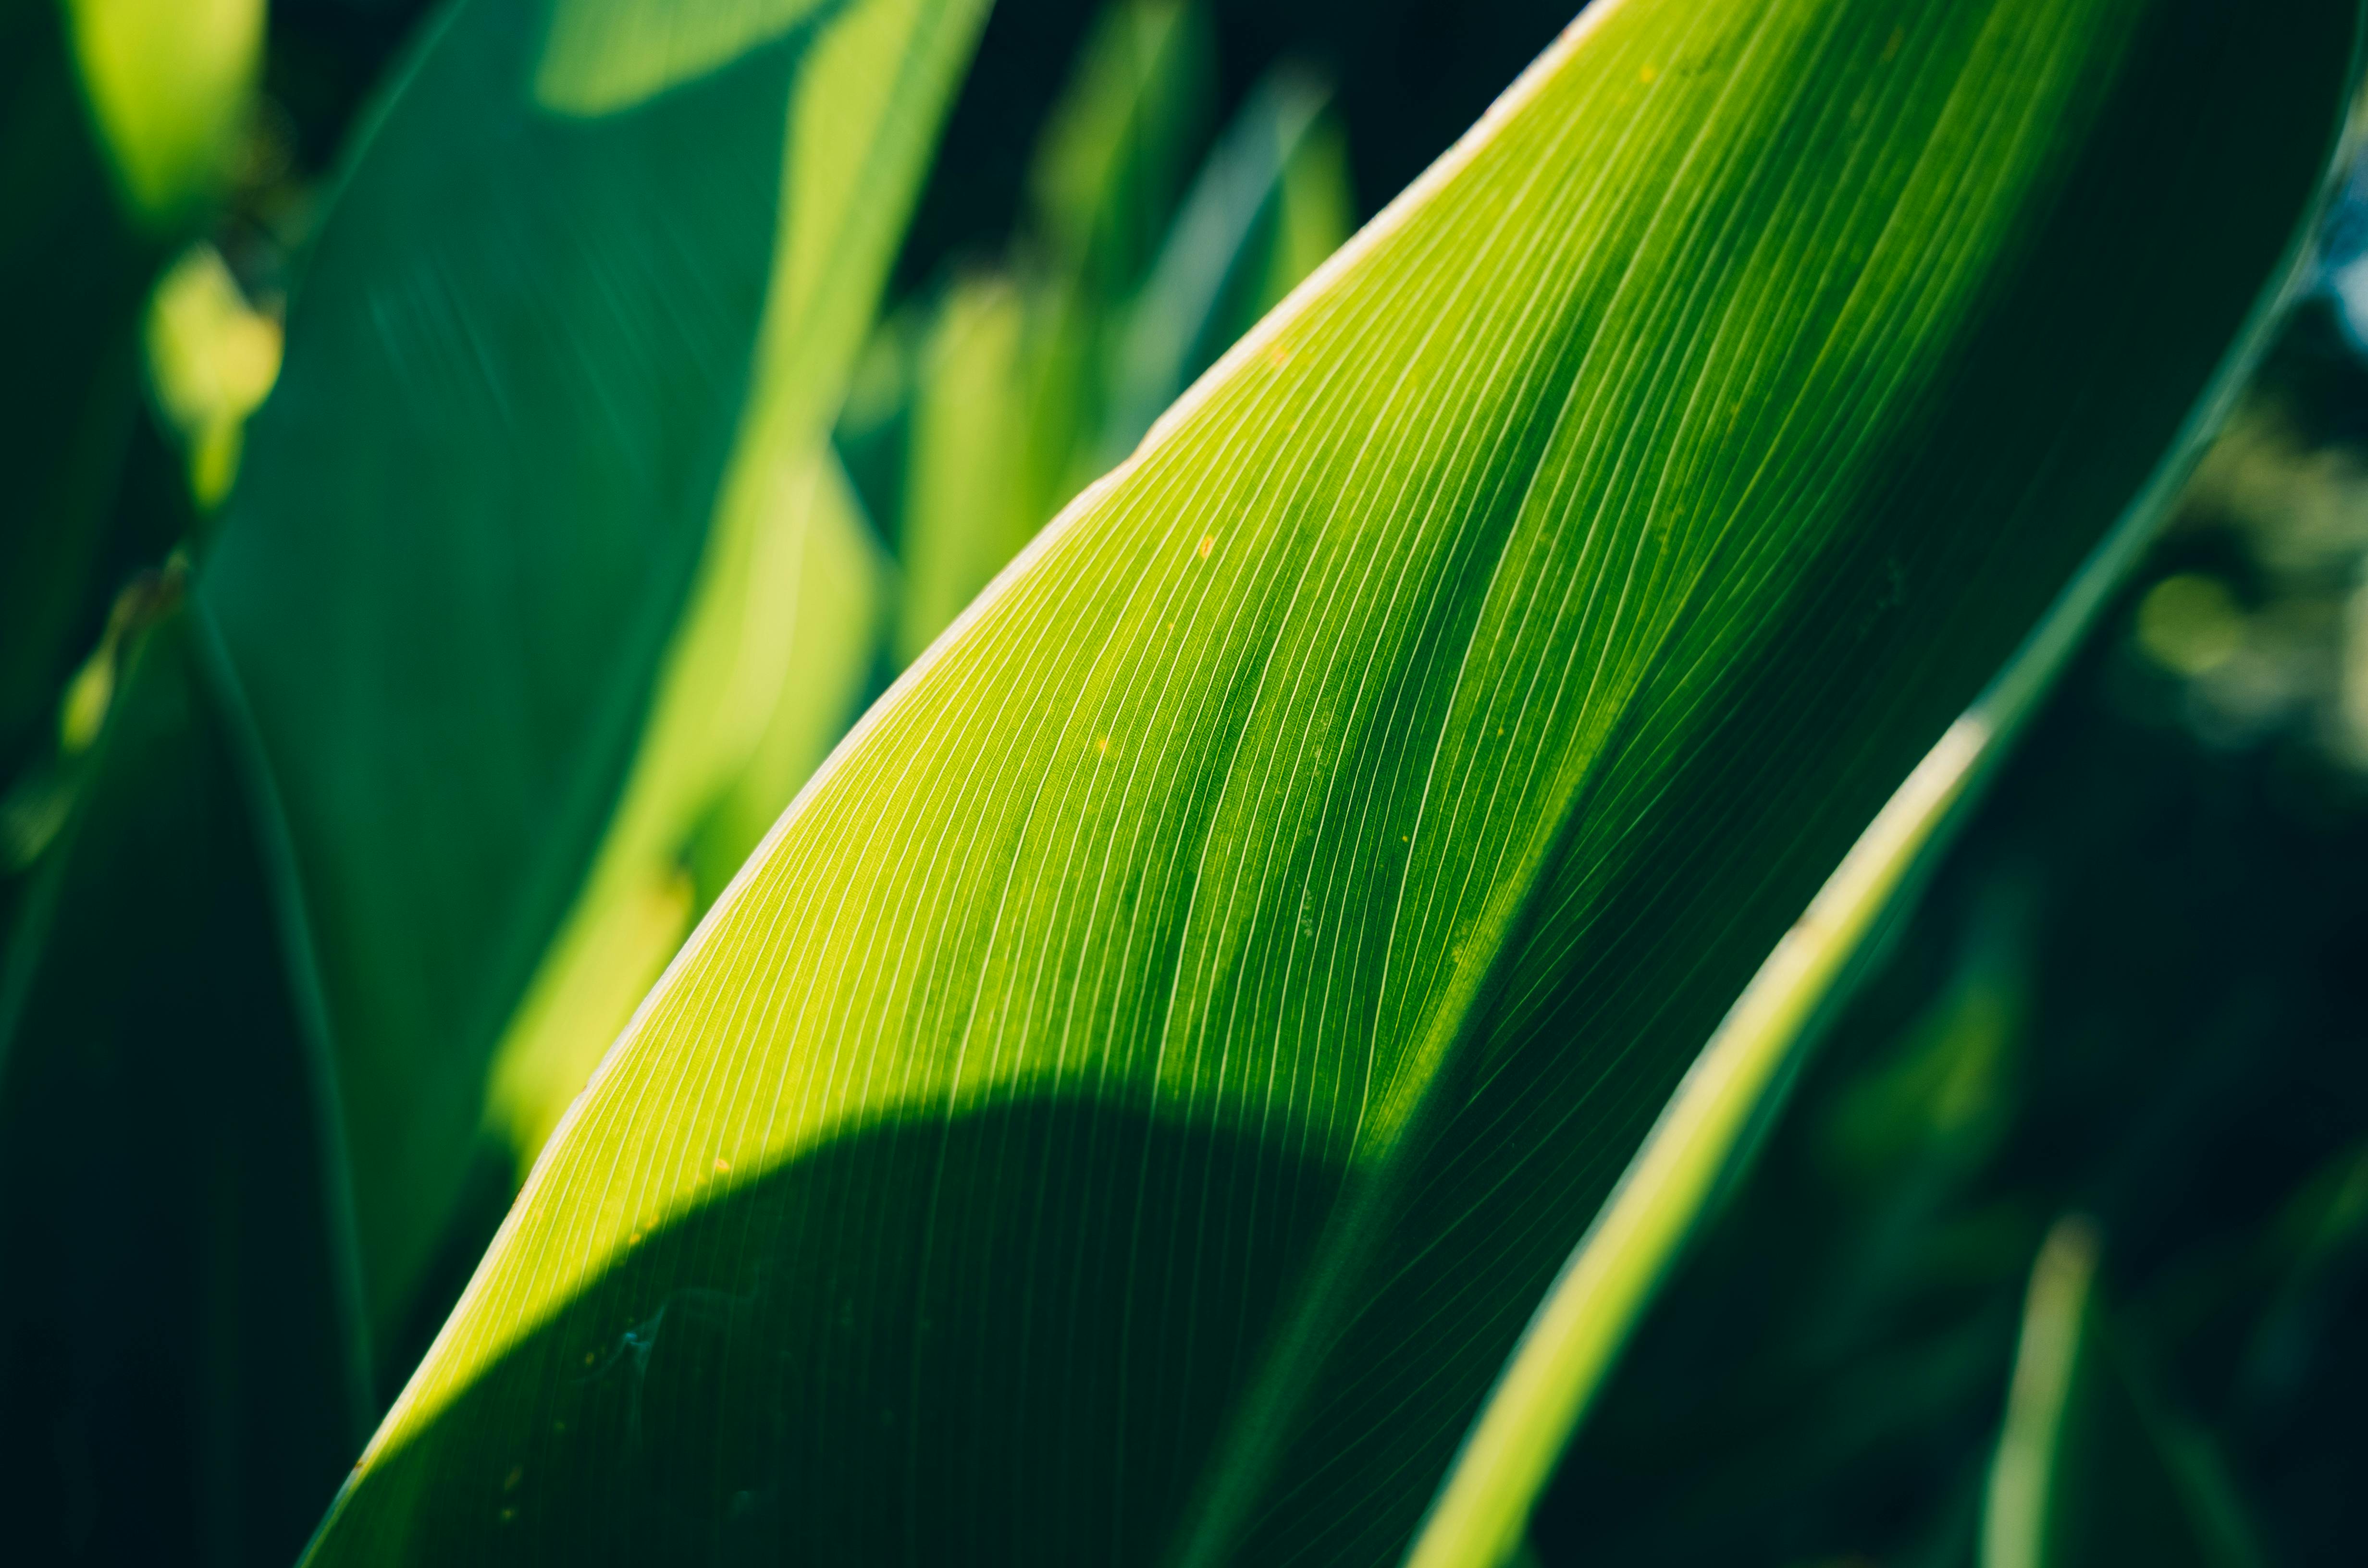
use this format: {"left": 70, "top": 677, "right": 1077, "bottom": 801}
{"left": 195, "top": 0, "right": 987, "bottom": 1335}
{"left": 0, "top": 0, "right": 158, "bottom": 786}
{"left": 0, "top": 608, "right": 370, "bottom": 1567}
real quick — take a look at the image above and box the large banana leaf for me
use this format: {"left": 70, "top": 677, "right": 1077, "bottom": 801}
{"left": 191, "top": 0, "right": 987, "bottom": 1336}
{"left": 307, "top": 0, "right": 2356, "bottom": 1563}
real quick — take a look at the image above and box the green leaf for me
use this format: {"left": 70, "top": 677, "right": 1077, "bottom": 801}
{"left": 893, "top": 275, "right": 1033, "bottom": 662}
{"left": 192, "top": 0, "right": 987, "bottom": 1337}
{"left": 307, "top": 0, "right": 2358, "bottom": 1562}
{"left": 1103, "top": 68, "right": 1349, "bottom": 459}
{"left": 1982, "top": 1218, "right": 2268, "bottom": 1568}
{"left": 62, "top": 0, "right": 262, "bottom": 227}
{"left": 0, "top": 0, "right": 160, "bottom": 788}
{"left": 0, "top": 607, "right": 370, "bottom": 1565}
{"left": 1028, "top": 0, "right": 1214, "bottom": 297}
{"left": 144, "top": 241, "right": 283, "bottom": 507}
{"left": 890, "top": 26, "right": 1348, "bottom": 665}
{"left": 887, "top": 0, "right": 1217, "bottom": 663}
{"left": 486, "top": 446, "right": 891, "bottom": 1163}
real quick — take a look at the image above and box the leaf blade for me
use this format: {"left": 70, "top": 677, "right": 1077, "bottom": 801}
{"left": 306, "top": 0, "right": 2363, "bottom": 1560}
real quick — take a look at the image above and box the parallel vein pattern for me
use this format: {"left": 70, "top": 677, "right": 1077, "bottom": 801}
{"left": 306, "top": 0, "right": 2355, "bottom": 1562}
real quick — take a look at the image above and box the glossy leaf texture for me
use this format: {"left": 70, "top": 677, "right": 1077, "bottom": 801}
{"left": 191, "top": 0, "right": 987, "bottom": 1337}
{"left": 308, "top": 0, "right": 2358, "bottom": 1564}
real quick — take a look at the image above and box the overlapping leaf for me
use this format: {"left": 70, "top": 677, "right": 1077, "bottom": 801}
{"left": 193, "top": 0, "right": 987, "bottom": 1334}
{"left": 5, "top": 0, "right": 982, "bottom": 1551}
{"left": 305, "top": 0, "right": 2356, "bottom": 1563}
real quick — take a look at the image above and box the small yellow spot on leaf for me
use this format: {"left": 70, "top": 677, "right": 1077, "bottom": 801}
{"left": 1266, "top": 341, "right": 1291, "bottom": 369}
{"left": 1096, "top": 736, "right": 1110, "bottom": 756}
{"left": 714, "top": 1156, "right": 731, "bottom": 1175}
{"left": 629, "top": 1231, "right": 642, "bottom": 1246}
{"left": 505, "top": 1465, "right": 524, "bottom": 1492}
{"left": 498, "top": 1507, "right": 518, "bottom": 1525}
{"left": 1639, "top": 64, "right": 1657, "bottom": 84}
{"left": 1197, "top": 535, "right": 1214, "bottom": 559}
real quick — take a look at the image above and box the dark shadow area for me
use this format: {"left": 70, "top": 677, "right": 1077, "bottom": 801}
{"left": 318, "top": 1097, "right": 1346, "bottom": 1566}
{"left": 0, "top": 612, "right": 368, "bottom": 1568}
{"left": 0, "top": 0, "right": 164, "bottom": 787}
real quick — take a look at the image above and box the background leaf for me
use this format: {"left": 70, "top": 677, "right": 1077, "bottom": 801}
{"left": 876, "top": 0, "right": 1350, "bottom": 663}
{"left": 486, "top": 446, "right": 891, "bottom": 1163}
{"left": 303, "top": 0, "right": 2359, "bottom": 1563}
{"left": 63, "top": 0, "right": 262, "bottom": 227}
{"left": 192, "top": 0, "right": 987, "bottom": 1339}
{"left": 1982, "top": 1216, "right": 2267, "bottom": 1568}
{"left": 0, "top": 607, "right": 370, "bottom": 1568}
{"left": 0, "top": 0, "right": 168, "bottom": 804}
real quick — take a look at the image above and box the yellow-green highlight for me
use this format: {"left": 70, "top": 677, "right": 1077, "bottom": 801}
{"left": 145, "top": 243, "right": 283, "bottom": 507}
{"left": 481, "top": 0, "right": 988, "bottom": 1168}
{"left": 66, "top": 0, "right": 262, "bottom": 225}
{"left": 536, "top": 0, "right": 832, "bottom": 115}
{"left": 1983, "top": 1215, "right": 2105, "bottom": 1568}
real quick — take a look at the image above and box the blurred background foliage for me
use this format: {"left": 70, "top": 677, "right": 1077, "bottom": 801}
{"left": 1, "top": 0, "right": 2365, "bottom": 1563}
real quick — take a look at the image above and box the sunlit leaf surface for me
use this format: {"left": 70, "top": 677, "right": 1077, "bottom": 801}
{"left": 145, "top": 242, "right": 282, "bottom": 506}
{"left": 308, "top": 0, "right": 2356, "bottom": 1562}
